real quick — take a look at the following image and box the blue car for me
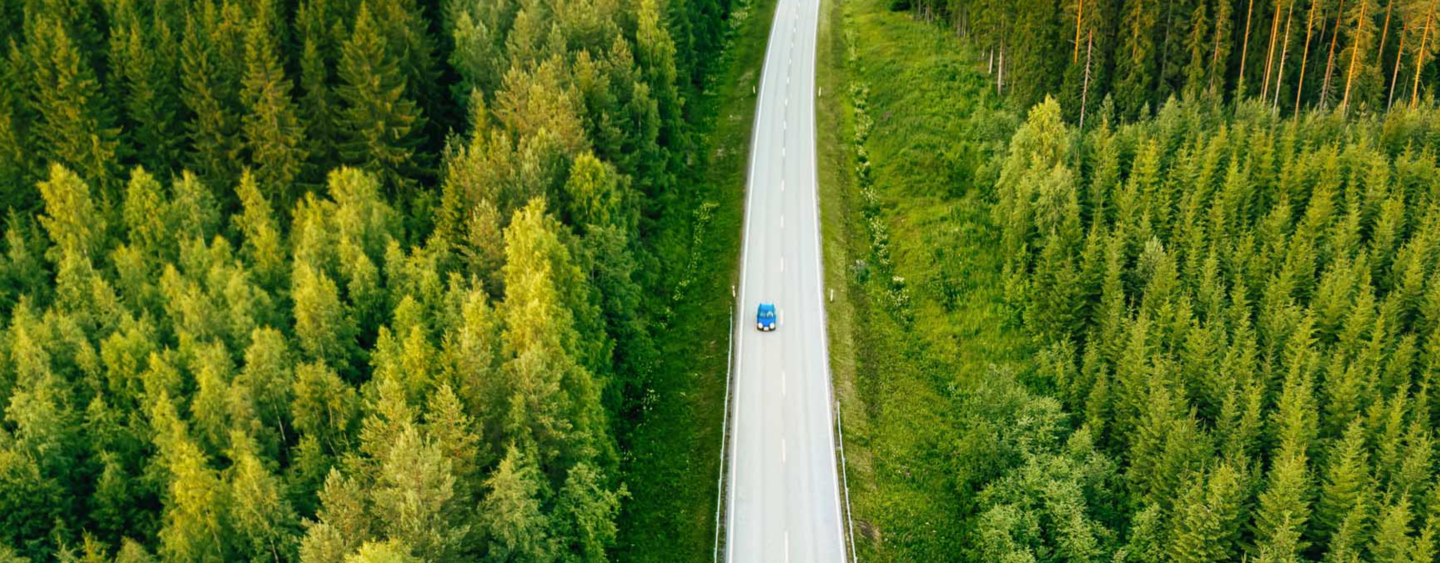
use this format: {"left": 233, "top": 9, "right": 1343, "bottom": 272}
{"left": 757, "top": 302, "right": 777, "bottom": 331}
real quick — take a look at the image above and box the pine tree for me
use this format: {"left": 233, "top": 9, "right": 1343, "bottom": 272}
{"left": 296, "top": 0, "right": 345, "bottom": 182}
{"left": 234, "top": 327, "right": 294, "bottom": 455}
{"left": 227, "top": 431, "right": 299, "bottom": 563}
{"left": 370, "top": 425, "right": 468, "bottom": 560}
{"left": 1182, "top": 1, "right": 1212, "bottom": 100}
{"left": 1340, "top": 0, "right": 1387, "bottom": 112}
{"left": 1168, "top": 462, "right": 1246, "bottom": 562}
{"left": 478, "top": 445, "right": 556, "bottom": 562}
{"left": 1371, "top": 494, "right": 1415, "bottom": 563}
{"left": 448, "top": 8, "right": 503, "bottom": 104}
{"left": 1254, "top": 447, "right": 1314, "bottom": 555}
{"left": 121, "top": 166, "right": 168, "bottom": 261}
{"left": 500, "top": 199, "right": 613, "bottom": 472}
{"left": 561, "top": 153, "right": 634, "bottom": 232}
{"left": 291, "top": 361, "right": 359, "bottom": 456}
{"left": 298, "top": 470, "right": 372, "bottom": 563}
{"left": 37, "top": 164, "right": 106, "bottom": 264}
{"left": 151, "top": 393, "right": 233, "bottom": 562}
{"left": 336, "top": 2, "right": 427, "bottom": 196}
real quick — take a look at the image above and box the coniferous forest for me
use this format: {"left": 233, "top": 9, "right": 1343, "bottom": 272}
{"left": 0, "top": 0, "right": 736, "bottom": 560}
{"left": 901, "top": 0, "right": 1440, "bottom": 123}
{"left": 834, "top": 0, "right": 1440, "bottom": 561}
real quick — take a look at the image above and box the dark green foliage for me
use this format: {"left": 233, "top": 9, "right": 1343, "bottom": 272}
{"left": 240, "top": 0, "right": 308, "bottom": 212}
{"left": 0, "top": 0, "right": 741, "bottom": 558}
{"left": 994, "top": 96, "right": 1440, "bottom": 560}
{"left": 335, "top": 2, "right": 426, "bottom": 198}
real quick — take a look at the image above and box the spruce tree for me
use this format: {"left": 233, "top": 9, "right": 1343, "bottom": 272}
{"left": 336, "top": 2, "right": 427, "bottom": 196}
{"left": 25, "top": 15, "right": 119, "bottom": 197}
{"left": 241, "top": 5, "right": 308, "bottom": 212}
{"left": 180, "top": 0, "right": 245, "bottom": 193}
{"left": 1116, "top": 0, "right": 1160, "bottom": 118}
{"left": 293, "top": 264, "right": 360, "bottom": 371}
{"left": 298, "top": 470, "right": 372, "bottom": 563}
{"left": 234, "top": 170, "right": 288, "bottom": 292}
{"left": 633, "top": 0, "right": 684, "bottom": 193}
{"left": 108, "top": 13, "right": 183, "bottom": 177}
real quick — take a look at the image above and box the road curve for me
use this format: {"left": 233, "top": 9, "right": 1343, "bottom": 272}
{"left": 725, "top": 0, "right": 845, "bottom": 557}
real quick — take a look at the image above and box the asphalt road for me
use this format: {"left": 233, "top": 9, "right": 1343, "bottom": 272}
{"left": 725, "top": 0, "right": 846, "bottom": 557}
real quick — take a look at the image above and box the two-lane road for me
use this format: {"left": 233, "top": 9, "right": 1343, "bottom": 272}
{"left": 725, "top": 0, "right": 845, "bottom": 557}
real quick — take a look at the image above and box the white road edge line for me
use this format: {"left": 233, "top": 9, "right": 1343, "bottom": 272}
{"left": 803, "top": 0, "right": 857, "bottom": 556}
{"left": 781, "top": 438, "right": 786, "bottom": 463}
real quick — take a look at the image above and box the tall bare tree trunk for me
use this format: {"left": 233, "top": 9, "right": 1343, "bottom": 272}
{"left": 1275, "top": 1, "right": 1297, "bottom": 109}
{"left": 1376, "top": 0, "right": 1395, "bottom": 65}
{"left": 1296, "top": 0, "right": 1320, "bottom": 116}
{"left": 1322, "top": 0, "right": 1349, "bottom": 108}
{"left": 998, "top": 41, "right": 1005, "bottom": 95}
{"left": 1265, "top": 0, "right": 1287, "bottom": 99}
{"left": 1341, "top": 0, "right": 1369, "bottom": 113}
{"left": 1212, "top": 3, "right": 1229, "bottom": 95}
{"left": 1389, "top": 22, "right": 1408, "bottom": 108}
{"left": 1074, "top": 0, "right": 1086, "bottom": 64}
{"left": 1081, "top": 30, "right": 1095, "bottom": 129}
{"left": 1414, "top": 6, "right": 1435, "bottom": 108}
{"left": 1240, "top": 0, "right": 1259, "bottom": 97}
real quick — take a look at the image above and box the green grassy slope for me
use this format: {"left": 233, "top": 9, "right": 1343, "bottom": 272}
{"left": 816, "top": 0, "right": 1030, "bottom": 559}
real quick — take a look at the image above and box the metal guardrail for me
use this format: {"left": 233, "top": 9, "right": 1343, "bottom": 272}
{"left": 713, "top": 304, "right": 735, "bottom": 563}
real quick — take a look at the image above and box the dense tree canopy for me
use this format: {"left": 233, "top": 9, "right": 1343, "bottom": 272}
{"left": 982, "top": 96, "right": 1440, "bottom": 561}
{"left": 903, "top": 0, "right": 1440, "bottom": 122}
{"left": 0, "top": 0, "right": 740, "bottom": 559}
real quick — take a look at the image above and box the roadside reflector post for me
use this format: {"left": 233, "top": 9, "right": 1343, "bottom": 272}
{"left": 829, "top": 289, "right": 834, "bottom": 302}
{"left": 732, "top": 285, "right": 736, "bottom": 298}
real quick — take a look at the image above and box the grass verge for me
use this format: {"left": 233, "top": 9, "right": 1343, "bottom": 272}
{"left": 612, "top": 0, "right": 778, "bottom": 558}
{"left": 817, "top": 0, "right": 1030, "bottom": 559}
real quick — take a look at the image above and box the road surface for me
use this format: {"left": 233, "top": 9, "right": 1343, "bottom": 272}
{"left": 725, "top": 0, "right": 846, "bottom": 557}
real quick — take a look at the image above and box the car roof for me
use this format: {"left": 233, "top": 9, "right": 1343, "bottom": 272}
{"left": 758, "top": 302, "right": 775, "bottom": 309}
